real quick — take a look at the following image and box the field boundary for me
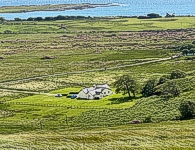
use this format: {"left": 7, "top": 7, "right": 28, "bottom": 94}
{"left": 1, "top": 101, "right": 125, "bottom": 110}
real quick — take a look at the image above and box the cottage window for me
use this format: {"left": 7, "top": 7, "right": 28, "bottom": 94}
{"left": 104, "top": 92, "right": 106, "bottom": 94}
{"left": 108, "top": 91, "right": 110, "bottom": 93}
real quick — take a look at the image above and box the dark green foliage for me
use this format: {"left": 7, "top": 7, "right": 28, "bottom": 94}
{"left": 4, "top": 30, "right": 12, "bottom": 34}
{"left": 182, "top": 49, "right": 189, "bottom": 55}
{"left": 34, "top": 17, "right": 43, "bottom": 21}
{"left": 45, "top": 17, "right": 54, "bottom": 21}
{"left": 14, "top": 18, "right": 22, "bottom": 21}
{"left": 147, "top": 13, "right": 162, "bottom": 18}
{"left": 27, "top": 17, "right": 34, "bottom": 21}
{"left": 192, "top": 41, "right": 195, "bottom": 44}
{"left": 157, "top": 75, "right": 170, "bottom": 85}
{"left": 189, "top": 49, "right": 195, "bottom": 54}
{"left": 54, "top": 15, "right": 66, "bottom": 20}
{"left": 0, "top": 17, "right": 5, "bottom": 22}
{"left": 179, "top": 100, "right": 195, "bottom": 120}
{"left": 113, "top": 74, "right": 138, "bottom": 98}
{"left": 179, "top": 44, "right": 194, "bottom": 51}
{"left": 143, "top": 115, "right": 152, "bottom": 123}
{"left": 141, "top": 78, "right": 157, "bottom": 97}
{"left": 155, "top": 80, "right": 180, "bottom": 99}
{"left": 170, "top": 69, "right": 186, "bottom": 79}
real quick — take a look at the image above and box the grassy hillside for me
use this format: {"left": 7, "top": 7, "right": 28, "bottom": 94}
{"left": 0, "top": 17, "right": 195, "bottom": 149}
{"left": 0, "top": 120, "right": 195, "bottom": 149}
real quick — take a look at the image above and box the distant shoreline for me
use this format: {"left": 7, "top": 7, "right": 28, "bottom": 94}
{"left": 0, "top": 3, "right": 120, "bottom": 13}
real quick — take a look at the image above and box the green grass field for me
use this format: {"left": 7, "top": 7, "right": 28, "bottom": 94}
{"left": 0, "top": 17, "right": 195, "bottom": 149}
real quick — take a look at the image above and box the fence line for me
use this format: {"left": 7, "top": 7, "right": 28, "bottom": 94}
{"left": 0, "top": 101, "right": 124, "bottom": 110}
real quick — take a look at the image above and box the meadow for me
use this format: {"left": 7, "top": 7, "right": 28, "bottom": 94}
{"left": 0, "top": 17, "right": 195, "bottom": 149}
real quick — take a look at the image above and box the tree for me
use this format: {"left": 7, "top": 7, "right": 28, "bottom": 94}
{"left": 179, "top": 44, "right": 194, "bottom": 51}
{"left": 113, "top": 74, "right": 138, "bottom": 98}
{"left": 54, "top": 15, "right": 65, "bottom": 20}
{"left": 179, "top": 100, "right": 195, "bottom": 120}
{"left": 147, "top": 13, "right": 162, "bottom": 18}
{"left": 182, "top": 49, "right": 189, "bottom": 55}
{"left": 141, "top": 78, "right": 157, "bottom": 97}
{"left": 170, "top": 69, "right": 186, "bottom": 79}
{"left": 27, "top": 17, "right": 34, "bottom": 21}
{"left": 189, "top": 49, "right": 195, "bottom": 54}
{"left": 34, "top": 17, "right": 43, "bottom": 21}
{"left": 14, "top": 18, "right": 22, "bottom": 21}
{"left": 155, "top": 81, "right": 180, "bottom": 99}
{"left": 0, "top": 17, "right": 5, "bottom": 23}
{"left": 45, "top": 17, "right": 54, "bottom": 21}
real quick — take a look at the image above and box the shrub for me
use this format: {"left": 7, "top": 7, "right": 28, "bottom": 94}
{"left": 157, "top": 75, "right": 170, "bottom": 85}
{"left": 170, "top": 69, "right": 186, "bottom": 79}
{"left": 155, "top": 80, "right": 180, "bottom": 99}
{"left": 141, "top": 78, "right": 157, "bottom": 97}
{"left": 4, "top": 30, "right": 12, "bottom": 34}
{"left": 143, "top": 115, "right": 152, "bottom": 123}
{"left": 179, "top": 44, "right": 194, "bottom": 51}
{"left": 179, "top": 100, "right": 195, "bottom": 120}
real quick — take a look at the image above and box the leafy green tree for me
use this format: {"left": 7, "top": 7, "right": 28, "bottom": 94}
{"left": 54, "top": 15, "right": 66, "bottom": 20}
{"left": 113, "top": 74, "right": 138, "bottom": 98}
{"left": 170, "top": 69, "right": 186, "bottom": 79}
{"left": 45, "top": 17, "right": 54, "bottom": 21}
{"left": 179, "top": 44, "right": 194, "bottom": 51}
{"left": 147, "top": 13, "right": 161, "bottom": 18}
{"left": 34, "top": 17, "right": 43, "bottom": 21}
{"left": 189, "top": 49, "right": 195, "bottom": 54}
{"left": 179, "top": 100, "right": 195, "bottom": 120}
{"left": 182, "top": 49, "right": 189, "bottom": 55}
{"left": 155, "top": 81, "right": 180, "bottom": 99}
{"left": 27, "top": 17, "right": 34, "bottom": 21}
{"left": 14, "top": 18, "right": 22, "bottom": 21}
{"left": 192, "top": 41, "right": 195, "bottom": 44}
{"left": 141, "top": 78, "right": 157, "bottom": 97}
{"left": 0, "top": 17, "right": 5, "bottom": 23}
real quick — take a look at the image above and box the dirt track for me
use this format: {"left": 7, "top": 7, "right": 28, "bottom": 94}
{"left": 0, "top": 55, "right": 180, "bottom": 95}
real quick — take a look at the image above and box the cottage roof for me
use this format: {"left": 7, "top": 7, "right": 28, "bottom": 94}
{"left": 81, "top": 84, "right": 111, "bottom": 96}
{"left": 83, "top": 87, "right": 94, "bottom": 94}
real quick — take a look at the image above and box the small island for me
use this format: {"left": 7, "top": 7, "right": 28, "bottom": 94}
{"left": 0, "top": 3, "right": 119, "bottom": 13}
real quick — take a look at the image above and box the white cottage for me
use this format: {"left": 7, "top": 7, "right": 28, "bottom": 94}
{"left": 77, "top": 84, "right": 112, "bottom": 100}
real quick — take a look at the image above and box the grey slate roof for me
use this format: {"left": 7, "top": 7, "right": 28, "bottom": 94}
{"left": 81, "top": 84, "right": 110, "bottom": 96}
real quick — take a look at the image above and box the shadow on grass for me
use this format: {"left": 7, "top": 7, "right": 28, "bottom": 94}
{"left": 107, "top": 96, "right": 142, "bottom": 104}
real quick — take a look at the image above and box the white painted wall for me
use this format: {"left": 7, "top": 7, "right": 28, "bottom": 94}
{"left": 87, "top": 93, "right": 94, "bottom": 99}
{"left": 77, "top": 90, "right": 87, "bottom": 99}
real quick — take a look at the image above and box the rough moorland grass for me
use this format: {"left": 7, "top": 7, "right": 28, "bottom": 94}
{"left": 0, "top": 119, "right": 195, "bottom": 149}
{"left": 1, "top": 17, "right": 195, "bottom": 32}
{"left": 1, "top": 18, "right": 194, "bottom": 83}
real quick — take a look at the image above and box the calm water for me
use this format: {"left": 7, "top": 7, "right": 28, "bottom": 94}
{"left": 0, "top": 0, "right": 195, "bottom": 20}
